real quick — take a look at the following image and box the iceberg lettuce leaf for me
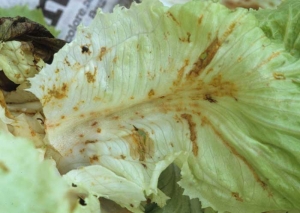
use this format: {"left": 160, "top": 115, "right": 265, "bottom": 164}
{"left": 29, "top": 0, "right": 300, "bottom": 212}
{"left": 252, "top": 0, "right": 300, "bottom": 58}
{"left": 0, "top": 132, "right": 101, "bottom": 213}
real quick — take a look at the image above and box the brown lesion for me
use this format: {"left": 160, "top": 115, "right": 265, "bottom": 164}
{"left": 202, "top": 115, "right": 272, "bottom": 196}
{"left": 181, "top": 113, "right": 198, "bottom": 156}
{"left": 43, "top": 82, "right": 69, "bottom": 104}
{"left": 81, "top": 45, "right": 91, "bottom": 55}
{"left": 99, "top": 47, "right": 108, "bottom": 61}
{"left": 256, "top": 52, "right": 280, "bottom": 69}
{"left": 273, "top": 72, "right": 285, "bottom": 80}
{"left": 173, "top": 59, "right": 189, "bottom": 86}
{"left": 231, "top": 192, "right": 243, "bottom": 202}
{"left": 179, "top": 32, "right": 191, "bottom": 43}
{"left": 166, "top": 11, "right": 180, "bottom": 25}
{"left": 222, "top": 0, "right": 260, "bottom": 9}
{"left": 148, "top": 89, "right": 155, "bottom": 98}
{"left": 208, "top": 74, "right": 238, "bottom": 99}
{"left": 85, "top": 68, "right": 97, "bottom": 83}
{"left": 0, "top": 161, "right": 9, "bottom": 173}
{"left": 203, "top": 94, "right": 217, "bottom": 103}
{"left": 187, "top": 39, "right": 220, "bottom": 78}
{"left": 127, "top": 126, "right": 154, "bottom": 161}
{"left": 89, "top": 155, "right": 99, "bottom": 163}
{"left": 85, "top": 140, "right": 98, "bottom": 144}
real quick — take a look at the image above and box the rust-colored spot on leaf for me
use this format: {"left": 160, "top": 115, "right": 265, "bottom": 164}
{"left": 14, "top": 73, "right": 21, "bottom": 79}
{"left": 273, "top": 72, "right": 285, "bottom": 80}
{"left": 79, "top": 134, "right": 84, "bottom": 138}
{"left": 79, "top": 148, "right": 85, "bottom": 154}
{"left": 231, "top": 192, "right": 243, "bottom": 202}
{"left": 208, "top": 74, "right": 238, "bottom": 99}
{"left": 85, "top": 140, "right": 98, "bottom": 144}
{"left": 85, "top": 69, "right": 97, "bottom": 83}
{"left": 179, "top": 32, "right": 191, "bottom": 43}
{"left": 128, "top": 127, "right": 154, "bottom": 161}
{"left": 256, "top": 52, "right": 281, "bottom": 69}
{"left": 187, "top": 39, "right": 220, "bottom": 78}
{"left": 89, "top": 155, "right": 99, "bottom": 163}
{"left": 198, "top": 15, "right": 203, "bottom": 25}
{"left": 73, "top": 106, "right": 79, "bottom": 111}
{"left": 43, "top": 83, "right": 68, "bottom": 104}
{"left": 64, "top": 58, "right": 71, "bottom": 66}
{"left": 99, "top": 47, "right": 107, "bottom": 61}
{"left": 91, "top": 121, "right": 98, "bottom": 126}
{"left": 204, "top": 94, "right": 217, "bottom": 103}
{"left": 30, "top": 129, "right": 36, "bottom": 137}
{"left": 96, "top": 128, "right": 101, "bottom": 133}
{"left": 148, "top": 89, "right": 155, "bottom": 98}
{"left": 0, "top": 161, "right": 9, "bottom": 173}
{"left": 181, "top": 113, "right": 198, "bottom": 156}
{"left": 61, "top": 115, "right": 65, "bottom": 119}
{"left": 222, "top": 0, "right": 260, "bottom": 9}
{"left": 173, "top": 59, "right": 189, "bottom": 86}
{"left": 166, "top": 11, "right": 180, "bottom": 25}
{"left": 202, "top": 116, "right": 272, "bottom": 196}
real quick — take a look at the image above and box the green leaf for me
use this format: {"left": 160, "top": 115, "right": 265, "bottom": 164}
{"left": 145, "top": 164, "right": 203, "bottom": 213}
{"left": 29, "top": 0, "right": 300, "bottom": 212}
{"left": 252, "top": 0, "right": 300, "bottom": 58}
{"left": 0, "top": 131, "right": 101, "bottom": 213}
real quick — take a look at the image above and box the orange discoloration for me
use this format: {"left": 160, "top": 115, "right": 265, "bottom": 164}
{"left": 14, "top": 73, "right": 21, "bottom": 79}
{"left": 48, "top": 83, "right": 68, "bottom": 99}
{"left": 79, "top": 134, "right": 84, "bottom": 138}
{"left": 256, "top": 52, "right": 280, "bottom": 69}
{"left": 208, "top": 74, "right": 238, "bottom": 99}
{"left": 85, "top": 140, "right": 98, "bottom": 144}
{"left": 91, "top": 121, "right": 98, "bottom": 126}
{"left": 99, "top": 47, "right": 107, "bottom": 61}
{"left": 127, "top": 128, "right": 154, "bottom": 161}
{"left": 202, "top": 116, "right": 272, "bottom": 195}
{"left": 222, "top": 0, "right": 260, "bottom": 9}
{"left": 179, "top": 32, "right": 191, "bottom": 43}
{"left": 273, "top": 72, "right": 285, "bottom": 80}
{"left": 43, "top": 83, "right": 69, "bottom": 104}
{"left": 89, "top": 155, "right": 99, "bottom": 163}
{"left": 30, "top": 129, "right": 36, "bottom": 137}
{"left": 198, "top": 15, "right": 203, "bottom": 25}
{"left": 85, "top": 69, "right": 97, "bottom": 83}
{"left": 148, "top": 89, "right": 155, "bottom": 98}
{"left": 64, "top": 58, "right": 71, "bottom": 66}
{"left": 231, "top": 192, "right": 243, "bottom": 202}
{"left": 188, "top": 39, "right": 220, "bottom": 78}
{"left": 96, "top": 128, "right": 101, "bottom": 133}
{"left": 181, "top": 114, "right": 198, "bottom": 156}
{"left": 166, "top": 11, "right": 180, "bottom": 25}
{"left": 0, "top": 161, "right": 9, "bottom": 173}
{"left": 223, "top": 22, "right": 237, "bottom": 39}
{"left": 173, "top": 59, "right": 189, "bottom": 86}
{"left": 61, "top": 115, "right": 65, "bottom": 119}
{"left": 73, "top": 106, "right": 79, "bottom": 111}
{"left": 79, "top": 148, "right": 85, "bottom": 154}
{"left": 93, "top": 96, "right": 101, "bottom": 101}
